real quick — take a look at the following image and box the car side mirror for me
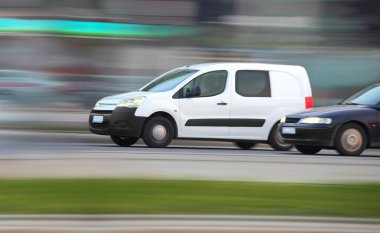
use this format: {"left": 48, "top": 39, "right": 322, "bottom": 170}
{"left": 185, "top": 86, "right": 201, "bottom": 98}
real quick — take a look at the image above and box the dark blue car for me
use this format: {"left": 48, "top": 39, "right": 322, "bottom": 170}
{"left": 280, "top": 83, "right": 380, "bottom": 156}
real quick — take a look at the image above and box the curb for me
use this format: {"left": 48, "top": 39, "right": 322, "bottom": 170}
{"left": 0, "top": 215, "right": 379, "bottom": 224}
{"left": 0, "top": 215, "right": 379, "bottom": 233}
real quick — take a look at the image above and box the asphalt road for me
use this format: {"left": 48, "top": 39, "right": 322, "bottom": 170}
{"left": 1, "top": 130, "right": 380, "bottom": 233}
{"left": 1, "top": 130, "right": 380, "bottom": 183}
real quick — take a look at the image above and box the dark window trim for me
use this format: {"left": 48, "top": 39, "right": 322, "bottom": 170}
{"left": 173, "top": 70, "right": 228, "bottom": 99}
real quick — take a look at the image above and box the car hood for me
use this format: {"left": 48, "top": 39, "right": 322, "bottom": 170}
{"left": 289, "top": 105, "right": 367, "bottom": 118}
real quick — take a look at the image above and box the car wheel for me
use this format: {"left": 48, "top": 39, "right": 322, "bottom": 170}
{"left": 295, "top": 145, "right": 322, "bottom": 155}
{"left": 335, "top": 123, "right": 367, "bottom": 156}
{"left": 234, "top": 141, "right": 256, "bottom": 150}
{"left": 269, "top": 122, "right": 293, "bottom": 151}
{"left": 143, "top": 116, "right": 174, "bottom": 148}
{"left": 110, "top": 135, "right": 138, "bottom": 147}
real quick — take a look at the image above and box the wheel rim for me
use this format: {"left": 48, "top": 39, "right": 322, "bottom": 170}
{"left": 152, "top": 124, "right": 167, "bottom": 141}
{"left": 274, "top": 127, "right": 290, "bottom": 147}
{"left": 341, "top": 128, "right": 362, "bottom": 152}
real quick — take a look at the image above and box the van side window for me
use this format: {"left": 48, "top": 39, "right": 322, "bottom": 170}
{"left": 235, "top": 70, "right": 271, "bottom": 97}
{"left": 182, "top": 70, "right": 227, "bottom": 98}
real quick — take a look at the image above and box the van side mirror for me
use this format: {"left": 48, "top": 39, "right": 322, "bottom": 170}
{"left": 185, "top": 86, "right": 201, "bottom": 98}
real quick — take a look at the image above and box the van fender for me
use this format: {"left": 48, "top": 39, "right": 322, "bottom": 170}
{"left": 134, "top": 100, "right": 181, "bottom": 137}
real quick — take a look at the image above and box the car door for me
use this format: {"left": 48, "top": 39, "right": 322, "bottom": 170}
{"left": 178, "top": 70, "right": 230, "bottom": 138}
{"left": 228, "top": 69, "right": 276, "bottom": 140}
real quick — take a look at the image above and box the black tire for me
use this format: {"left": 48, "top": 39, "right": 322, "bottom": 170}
{"left": 110, "top": 135, "right": 138, "bottom": 147}
{"left": 335, "top": 123, "right": 367, "bottom": 156}
{"left": 268, "top": 122, "right": 293, "bottom": 151}
{"left": 234, "top": 141, "right": 256, "bottom": 150}
{"left": 295, "top": 145, "right": 322, "bottom": 155}
{"left": 143, "top": 116, "right": 174, "bottom": 148}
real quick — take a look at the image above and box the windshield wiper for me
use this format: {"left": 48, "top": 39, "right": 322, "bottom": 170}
{"left": 342, "top": 102, "right": 360, "bottom": 105}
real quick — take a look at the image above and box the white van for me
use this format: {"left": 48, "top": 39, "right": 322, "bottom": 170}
{"left": 89, "top": 63, "right": 313, "bottom": 150}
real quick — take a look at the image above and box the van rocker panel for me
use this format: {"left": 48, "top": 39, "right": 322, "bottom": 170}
{"left": 89, "top": 107, "right": 147, "bottom": 137}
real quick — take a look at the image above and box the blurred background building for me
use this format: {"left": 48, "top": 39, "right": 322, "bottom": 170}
{"left": 0, "top": 0, "right": 379, "bottom": 113}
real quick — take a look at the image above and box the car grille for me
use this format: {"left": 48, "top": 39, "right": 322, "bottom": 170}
{"left": 90, "top": 122, "right": 109, "bottom": 130}
{"left": 91, "top": 110, "right": 113, "bottom": 115}
{"left": 285, "top": 117, "right": 300, "bottom": 123}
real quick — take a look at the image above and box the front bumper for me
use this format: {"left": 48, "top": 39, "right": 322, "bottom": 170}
{"left": 89, "top": 107, "right": 146, "bottom": 137}
{"left": 280, "top": 123, "right": 335, "bottom": 147}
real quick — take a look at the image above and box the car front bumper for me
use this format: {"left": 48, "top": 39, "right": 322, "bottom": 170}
{"left": 280, "top": 123, "right": 335, "bottom": 147}
{"left": 89, "top": 107, "right": 146, "bottom": 137}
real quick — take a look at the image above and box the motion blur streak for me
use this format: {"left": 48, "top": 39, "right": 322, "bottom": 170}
{"left": 0, "top": 0, "right": 379, "bottom": 113}
{"left": 0, "top": 1, "right": 379, "bottom": 232}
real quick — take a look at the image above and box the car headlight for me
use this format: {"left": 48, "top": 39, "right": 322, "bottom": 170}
{"left": 117, "top": 96, "right": 146, "bottom": 108}
{"left": 280, "top": 116, "right": 286, "bottom": 123}
{"left": 299, "top": 117, "right": 332, "bottom": 124}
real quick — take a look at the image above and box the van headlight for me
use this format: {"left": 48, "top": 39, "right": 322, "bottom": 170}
{"left": 117, "top": 96, "right": 146, "bottom": 108}
{"left": 280, "top": 116, "right": 286, "bottom": 123}
{"left": 299, "top": 117, "right": 332, "bottom": 124}
{"left": 94, "top": 98, "right": 104, "bottom": 107}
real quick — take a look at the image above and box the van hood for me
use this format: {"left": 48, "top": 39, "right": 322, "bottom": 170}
{"left": 94, "top": 91, "right": 157, "bottom": 110}
{"left": 98, "top": 91, "right": 156, "bottom": 105}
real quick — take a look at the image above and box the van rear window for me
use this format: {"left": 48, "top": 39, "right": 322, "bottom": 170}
{"left": 235, "top": 70, "right": 271, "bottom": 97}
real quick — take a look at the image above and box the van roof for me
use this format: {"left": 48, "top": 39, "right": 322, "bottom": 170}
{"left": 184, "top": 63, "right": 305, "bottom": 73}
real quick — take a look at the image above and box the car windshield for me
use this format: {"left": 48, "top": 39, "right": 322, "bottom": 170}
{"left": 141, "top": 69, "right": 198, "bottom": 92}
{"left": 340, "top": 84, "right": 380, "bottom": 106}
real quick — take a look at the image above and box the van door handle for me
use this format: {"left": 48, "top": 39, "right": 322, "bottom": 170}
{"left": 217, "top": 102, "right": 228, "bottom": 106}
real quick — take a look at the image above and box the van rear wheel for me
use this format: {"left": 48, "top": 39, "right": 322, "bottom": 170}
{"left": 295, "top": 145, "right": 322, "bottom": 155}
{"left": 234, "top": 141, "right": 256, "bottom": 150}
{"left": 269, "top": 122, "right": 293, "bottom": 151}
{"left": 143, "top": 116, "right": 174, "bottom": 148}
{"left": 110, "top": 135, "right": 138, "bottom": 147}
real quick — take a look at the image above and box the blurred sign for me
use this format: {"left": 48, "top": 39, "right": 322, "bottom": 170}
{"left": 0, "top": 18, "right": 199, "bottom": 37}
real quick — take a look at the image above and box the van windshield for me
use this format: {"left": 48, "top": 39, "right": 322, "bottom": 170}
{"left": 141, "top": 69, "right": 198, "bottom": 92}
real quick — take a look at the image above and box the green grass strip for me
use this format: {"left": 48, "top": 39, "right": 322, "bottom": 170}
{"left": 0, "top": 179, "right": 379, "bottom": 217}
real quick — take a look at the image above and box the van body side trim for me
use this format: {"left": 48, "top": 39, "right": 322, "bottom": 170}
{"left": 185, "top": 119, "right": 265, "bottom": 127}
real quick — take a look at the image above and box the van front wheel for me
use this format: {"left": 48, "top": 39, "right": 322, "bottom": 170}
{"left": 110, "top": 135, "right": 138, "bottom": 147}
{"left": 269, "top": 123, "right": 293, "bottom": 151}
{"left": 143, "top": 116, "right": 174, "bottom": 148}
